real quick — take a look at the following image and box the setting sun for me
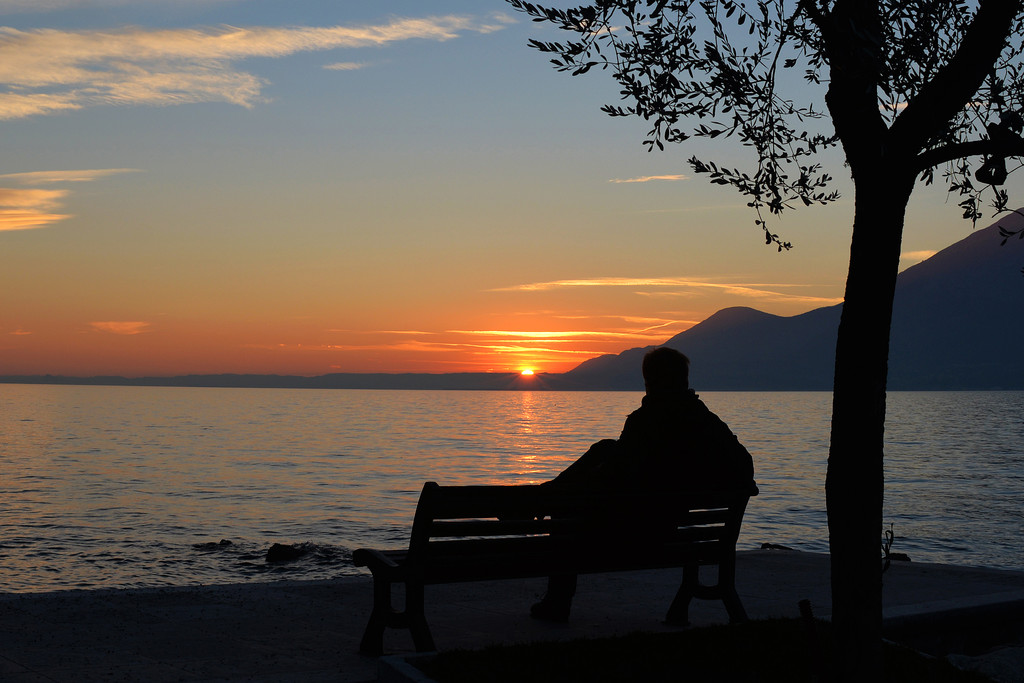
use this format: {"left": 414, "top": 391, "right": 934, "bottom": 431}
{"left": 520, "top": 368, "right": 535, "bottom": 376}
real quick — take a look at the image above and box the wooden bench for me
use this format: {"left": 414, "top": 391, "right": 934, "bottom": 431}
{"left": 352, "top": 481, "right": 754, "bottom": 655}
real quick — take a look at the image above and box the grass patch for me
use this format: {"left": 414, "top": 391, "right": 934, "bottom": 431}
{"left": 417, "top": 619, "right": 992, "bottom": 683}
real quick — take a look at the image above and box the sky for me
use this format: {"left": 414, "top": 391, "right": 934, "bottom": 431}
{"left": 1, "top": 0, "right": 1020, "bottom": 378}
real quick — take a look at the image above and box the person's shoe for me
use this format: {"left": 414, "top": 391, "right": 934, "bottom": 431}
{"left": 530, "top": 597, "right": 571, "bottom": 622}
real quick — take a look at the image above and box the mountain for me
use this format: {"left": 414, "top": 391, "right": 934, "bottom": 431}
{"left": 556, "top": 212, "right": 1024, "bottom": 391}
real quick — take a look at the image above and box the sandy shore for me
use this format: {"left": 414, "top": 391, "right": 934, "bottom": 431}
{"left": 1, "top": 550, "right": 1022, "bottom": 682}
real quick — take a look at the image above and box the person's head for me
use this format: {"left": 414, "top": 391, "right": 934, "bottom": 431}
{"left": 642, "top": 347, "right": 690, "bottom": 395}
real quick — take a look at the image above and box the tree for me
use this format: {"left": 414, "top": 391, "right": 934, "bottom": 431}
{"left": 504, "top": 0, "right": 1024, "bottom": 679}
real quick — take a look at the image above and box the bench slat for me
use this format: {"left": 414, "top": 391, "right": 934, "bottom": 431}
{"left": 427, "top": 517, "right": 585, "bottom": 538}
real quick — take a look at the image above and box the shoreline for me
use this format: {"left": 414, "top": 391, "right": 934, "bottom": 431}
{"left": 7, "top": 377, "right": 1024, "bottom": 392}
{"left": 4, "top": 554, "right": 1024, "bottom": 598}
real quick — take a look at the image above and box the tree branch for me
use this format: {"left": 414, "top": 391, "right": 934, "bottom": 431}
{"left": 914, "top": 135, "right": 1024, "bottom": 173}
{"left": 889, "top": 0, "right": 1021, "bottom": 154}
{"left": 795, "top": 0, "right": 829, "bottom": 34}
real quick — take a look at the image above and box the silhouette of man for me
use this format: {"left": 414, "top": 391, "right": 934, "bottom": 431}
{"left": 531, "top": 346, "right": 756, "bottom": 621}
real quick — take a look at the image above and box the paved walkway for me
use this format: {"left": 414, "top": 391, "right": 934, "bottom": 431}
{"left": 1, "top": 550, "right": 1022, "bottom": 682}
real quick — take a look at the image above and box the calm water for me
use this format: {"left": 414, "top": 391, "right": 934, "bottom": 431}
{"left": 0, "top": 385, "right": 1021, "bottom": 593}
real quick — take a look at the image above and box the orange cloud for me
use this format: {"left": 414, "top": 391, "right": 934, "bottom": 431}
{"left": 608, "top": 174, "right": 689, "bottom": 183}
{"left": 325, "top": 329, "right": 437, "bottom": 336}
{"left": 89, "top": 321, "right": 151, "bottom": 335}
{"left": 447, "top": 329, "right": 676, "bottom": 341}
{"left": 0, "top": 188, "right": 70, "bottom": 231}
{"left": 900, "top": 249, "right": 937, "bottom": 268}
{"left": 552, "top": 313, "right": 702, "bottom": 327}
{"left": 493, "top": 276, "right": 843, "bottom": 305}
{"left": 0, "top": 187, "right": 66, "bottom": 208}
{"left": 0, "top": 210, "right": 72, "bottom": 231}
{"left": 0, "top": 169, "right": 140, "bottom": 231}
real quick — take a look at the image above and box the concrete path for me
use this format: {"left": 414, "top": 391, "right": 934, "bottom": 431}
{"left": 1, "top": 550, "right": 1022, "bottom": 682}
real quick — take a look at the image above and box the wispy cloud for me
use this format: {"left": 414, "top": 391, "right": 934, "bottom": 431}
{"left": 0, "top": 187, "right": 67, "bottom": 209}
{"left": 608, "top": 174, "right": 689, "bottom": 183}
{"left": 492, "top": 277, "right": 696, "bottom": 292}
{"left": 552, "top": 313, "right": 697, "bottom": 325}
{"left": 0, "top": 15, "right": 514, "bottom": 119}
{"left": 256, "top": 339, "right": 602, "bottom": 358}
{"left": 89, "top": 321, "right": 151, "bottom": 335}
{"left": 0, "top": 0, "right": 236, "bottom": 13}
{"left": 0, "top": 188, "right": 71, "bottom": 231}
{"left": 323, "top": 62, "right": 370, "bottom": 71}
{"left": 325, "top": 329, "right": 437, "bottom": 336}
{"left": 492, "top": 276, "right": 842, "bottom": 305}
{"left": 0, "top": 169, "right": 141, "bottom": 184}
{"left": 0, "top": 168, "right": 139, "bottom": 231}
{"left": 447, "top": 329, "right": 674, "bottom": 341}
{"left": 313, "top": 326, "right": 675, "bottom": 346}
{"left": 900, "top": 249, "right": 937, "bottom": 266}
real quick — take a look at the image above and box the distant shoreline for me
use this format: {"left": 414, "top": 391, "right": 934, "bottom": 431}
{"left": 0, "top": 372, "right": 592, "bottom": 391}
{"left": 2, "top": 374, "right": 1022, "bottom": 391}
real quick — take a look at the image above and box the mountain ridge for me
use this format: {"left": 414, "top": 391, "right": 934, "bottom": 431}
{"left": 559, "top": 211, "right": 1024, "bottom": 391}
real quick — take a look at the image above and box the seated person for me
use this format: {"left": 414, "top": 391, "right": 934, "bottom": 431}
{"left": 532, "top": 346, "right": 757, "bottom": 621}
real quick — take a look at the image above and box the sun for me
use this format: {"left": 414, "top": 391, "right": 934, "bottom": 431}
{"left": 520, "top": 368, "right": 535, "bottom": 376}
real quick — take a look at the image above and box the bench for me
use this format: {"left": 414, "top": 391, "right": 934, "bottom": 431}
{"left": 352, "top": 481, "right": 754, "bottom": 655}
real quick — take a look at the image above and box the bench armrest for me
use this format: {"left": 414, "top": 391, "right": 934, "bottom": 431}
{"left": 352, "top": 548, "right": 402, "bottom": 571}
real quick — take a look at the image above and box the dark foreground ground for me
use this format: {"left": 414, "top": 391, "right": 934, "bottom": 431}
{"left": 1, "top": 550, "right": 1022, "bottom": 683}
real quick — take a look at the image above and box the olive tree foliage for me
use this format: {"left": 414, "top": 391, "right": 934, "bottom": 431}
{"left": 505, "top": 0, "right": 1024, "bottom": 239}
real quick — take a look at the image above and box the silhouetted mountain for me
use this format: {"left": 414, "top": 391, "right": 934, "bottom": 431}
{"left": 555, "top": 305, "right": 841, "bottom": 391}
{"left": 888, "top": 212, "right": 1024, "bottom": 388}
{"left": 556, "top": 212, "right": 1024, "bottom": 391}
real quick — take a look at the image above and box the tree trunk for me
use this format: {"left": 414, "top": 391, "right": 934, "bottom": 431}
{"left": 826, "top": 172, "right": 915, "bottom": 682}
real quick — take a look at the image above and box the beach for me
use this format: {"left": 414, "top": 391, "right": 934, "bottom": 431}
{"left": 2, "top": 550, "right": 1023, "bottom": 682}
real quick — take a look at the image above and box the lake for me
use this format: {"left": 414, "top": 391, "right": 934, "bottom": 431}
{"left": 1, "top": 384, "right": 1021, "bottom": 592}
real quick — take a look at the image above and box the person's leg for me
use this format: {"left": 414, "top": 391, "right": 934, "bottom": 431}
{"left": 531, "top": 573, "right": 578, "bottom": 622}
{"left": 533, "top": 440, "right": 615, "bottom": 621}
{"left": 549, "top": 439, "right": 618, "bottom": 486}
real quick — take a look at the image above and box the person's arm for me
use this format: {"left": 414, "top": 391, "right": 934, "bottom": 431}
{"left": 708, "top": 417, "right": 757, "bottom": 494}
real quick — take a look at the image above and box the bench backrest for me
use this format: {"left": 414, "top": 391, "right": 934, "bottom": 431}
{"left": 405, "top": 481, "right": 750, "bottom": 583}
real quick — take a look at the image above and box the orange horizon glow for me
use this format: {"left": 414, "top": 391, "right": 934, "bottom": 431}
{"left": 0, "top": 314, "right": 703, "bottom": 377}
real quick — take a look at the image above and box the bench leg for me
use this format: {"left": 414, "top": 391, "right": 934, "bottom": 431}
{"left": 722, "top": 586, "right": 749, "bottom": 623}
{"left": 718, "top": 561, "right": 749, "bottom": 623}
{"left": 667, "top": 562, "right": 749, "bottom": 626}
{"left": 405, "top": 582, "right": 436, "bottom": 652}
{"left": 359, "top": 577, "right": 393, "bottom": 656}
{"left": 666, "top": 563, "right": 698, "bottom": 626}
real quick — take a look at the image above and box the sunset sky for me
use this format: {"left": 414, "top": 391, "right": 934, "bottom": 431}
{"left": 1, "top": 0, "right": 1019, "bottom": 377}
